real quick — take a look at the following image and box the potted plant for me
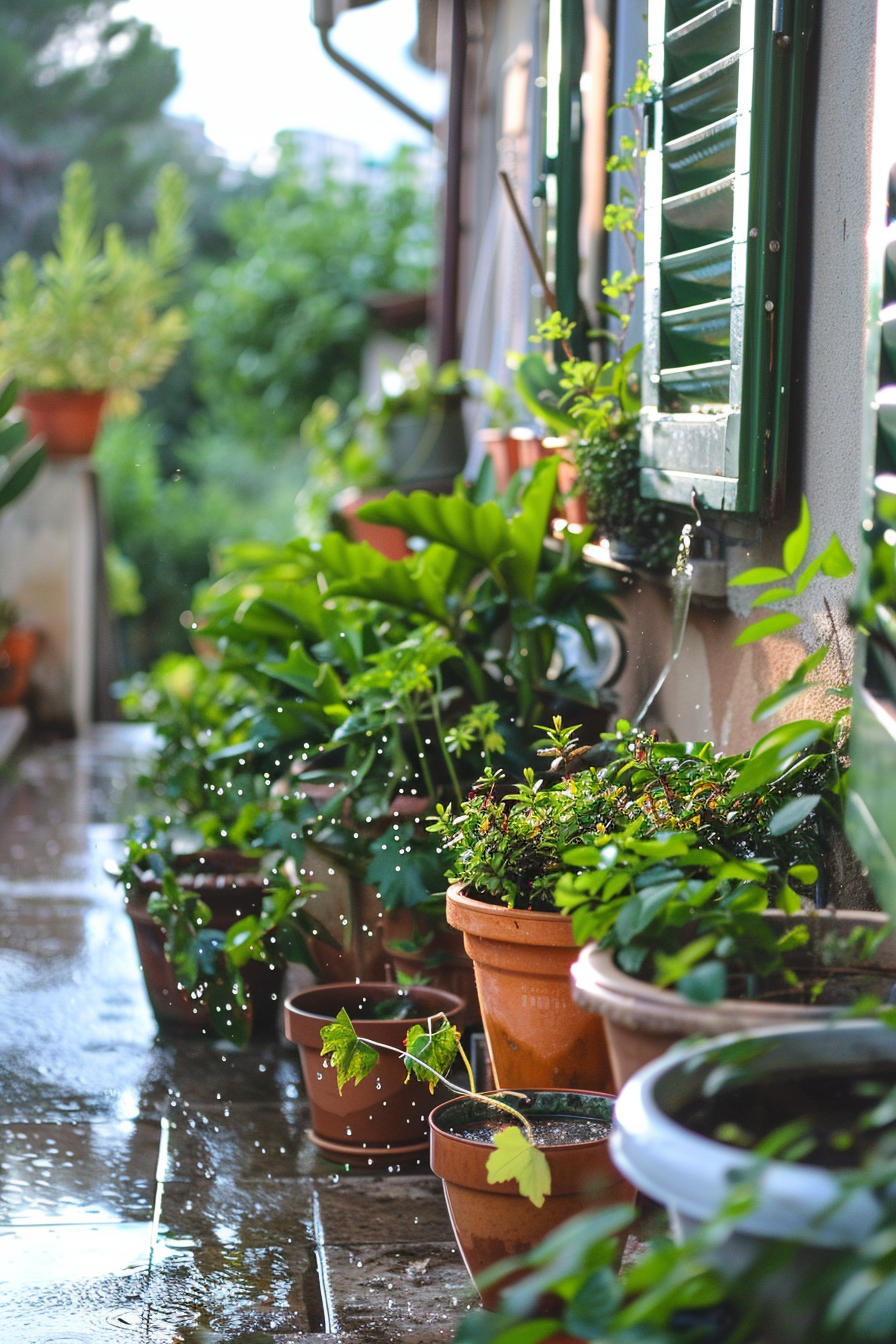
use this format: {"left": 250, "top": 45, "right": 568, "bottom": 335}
{"left": 0, "top": 599, "right": 39, "bottom": 708}
{"left": 316, "top": 999, "right": 630, "bottom": 1308}
{"left": 115, "top": 801, "right": 330, "bottom": 1045}
{"left": 0, "top": 160, "right": 189, "bottom": 456}
{"left": 283, "top": 980, "right": 465, "bottom": 1166}
{"left": 368, "top": 344, "right": 467, "bottom": 485}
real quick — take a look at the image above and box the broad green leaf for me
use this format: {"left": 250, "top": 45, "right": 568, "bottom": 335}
{"left": 728, "top": 565, "right": 789, "bottom": 587}
{"left": 768, "top": 794, "right": 821, "bottom": 835}
{"left": 732, "top": 611, "right": 801, "bottom": 646}
{"left": 0, "top": 434, "right": 44, "bottom": 512}
{"left": 486, "top": 1125, "right": 552, "bottom": 1208}
{"left": 776, "top": 884, "right": 802, "bottom": 914}
{"left": 513, "top": 353, "right": 579, "bottom": 433}
{"left": 819, "top": 533, "right": 854, "bottom": 578}
{"left": 404, "top": 1018, "right": 461, "bottom": 1092}
{"left": 788, "top": 863, "right": 819, "bottom": 884}
{"left": 654, "top": 934, "right": 718, "bottom": 987}
{"left": 503, "top": 457, "right": 561, "bottom": 600}
{"left": 678, "top": 959, "right": 726, "bottom": 1004}
{"left": 750, "top": 585, "right": 795, "bottom": 607}
{"left": 320, "top": 1007, "right": 380, "bottom": 1093}
{"left": 782, "top": 496, "right": 811, "bottom": 574}
{"left": 355, "top": 490, "right": 513, "bottom": 574}
{"left": 753, "top": 647, "right": 828, "bottom": 721}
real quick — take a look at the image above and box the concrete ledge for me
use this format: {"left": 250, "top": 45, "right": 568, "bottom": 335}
{"left": 0, "top": 706, "right": 26, "bottom": 767}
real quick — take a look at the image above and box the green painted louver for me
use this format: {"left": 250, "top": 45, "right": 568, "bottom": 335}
{"left": 640, "top": 0, "right": 814, "bottom": 515}
{"left": 845, "top": 0, "right": 896, "bottom": 910}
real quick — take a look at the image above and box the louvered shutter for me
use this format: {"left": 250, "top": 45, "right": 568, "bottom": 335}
{"left": 844, "top": 0, "right": 896, "bottom": 909}
{"left": 640, "top": 0, "right": 814, "bottom": 516}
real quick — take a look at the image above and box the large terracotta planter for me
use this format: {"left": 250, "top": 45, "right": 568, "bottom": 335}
{"left": 571, "top": 908, "right": 896, "bottom": 1089}
{"left": 0, "top": 625, "right": 39, "bottom": 707}
{"left": 18, "top": 389, "right": 107, "bottom": 457}
{"left": 446, "top": 884, "right": 613, "bottom": 1091}
{"left": 123, "top": 848, "right": 284, "bottom": 1034}
{"left": 284, "top": 981, "right": 464, "bottom": 1167}
{"left": 335, "top": 487, "right": 411, "bottom": 562}
{"left": 429, "top": 1089, "right": 630, "bottom": 1311}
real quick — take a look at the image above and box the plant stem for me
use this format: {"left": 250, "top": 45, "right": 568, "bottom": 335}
{"left": 430, "top": 682, "right": 463, "bottom": 807}
{"left": 406, "top": 699, "right": 437, "bottom": 802}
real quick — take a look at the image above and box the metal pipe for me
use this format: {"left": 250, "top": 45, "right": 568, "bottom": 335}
{"left": 318, "top": 26, "right": 434, "bottom": 134}
{"left": 437, "top": 0, "right": 467, "bottom": 365}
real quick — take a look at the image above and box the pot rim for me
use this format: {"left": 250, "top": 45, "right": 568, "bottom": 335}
{"left": 446, "top": 883, "right": 575, "bottom": 946}
{"left": 284, "top": 980, "right": 465, "bottom": 1029}
{"left": 611, "top": 1018, "right": 893, "bottom": 1245}
{"left": 429, "top": 1087, "right": 617, "bottom": 1152}
{"left": 572, "top": 909, "right": 895, "bottom": 1032}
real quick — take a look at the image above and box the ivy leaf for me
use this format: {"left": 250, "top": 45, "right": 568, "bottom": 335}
{"left": 732, "top": 611, "right": 801, "bottom": 646}
{"left": 320, "top": 1007, "right": 380, "bottom": 1093}
{"left": 404, "top": 1018, "right": 461, "bottom": 1092}
{"left": 782, "top": 496, "right": 811, "bottom": 574}
{"left": 768, "top": 794, "right": 822, "bottom": 835}
{"left": 486, "top": 1126, "right": 552, "bottom": 1208}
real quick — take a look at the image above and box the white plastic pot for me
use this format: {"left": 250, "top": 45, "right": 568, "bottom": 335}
{"left": 611, "top": 1018, "right": 892, "bottom": 1246}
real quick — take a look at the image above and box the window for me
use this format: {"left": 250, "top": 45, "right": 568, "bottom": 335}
{"left": 639, "top": 0, "right": 814, "bottom": 516}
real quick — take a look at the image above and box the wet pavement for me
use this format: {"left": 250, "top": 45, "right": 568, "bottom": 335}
{"left": 0, "top": 726, "right": 474, "bottom": 1344}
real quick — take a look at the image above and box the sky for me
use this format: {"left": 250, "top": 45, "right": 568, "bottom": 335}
{"left": 112, "top": 0, "right": 445, "bottom": 167}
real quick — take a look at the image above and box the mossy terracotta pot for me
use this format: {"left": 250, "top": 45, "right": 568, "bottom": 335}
{"left": 18, "top": 389, "right": 107, "bottom": 457}
{"left": 124, "top": 848, "right": 283, "bottom": 1034}
{"left": 446, "top": 884, "right": 613, "bottom": 1091}
{"left": 429, "top": 1089, "right": 630, "bottom": 1311}
{"left": 571, "top": 908, "right": 896, "bottom": 1089}
{"left": 284, "top": 981, "right": 465, "bottom": 1168}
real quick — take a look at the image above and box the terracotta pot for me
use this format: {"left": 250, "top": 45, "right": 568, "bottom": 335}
{"left": 123, "top": 848, "right": 284, "bottom": 1034}
{"left": 446, "top": 884, "right": 613, "bottom": 1091}
{"left": 336, "top": 487, "right": 411, "bottom": 562}
{"left": 0, "top": 625, "right": 39, "bottom": 707}
{"left": 554, "top": 451, "right": 589, "bottom": 527}
{"left": 429, "top": 1088, "right": 631, "bottom": 1310}
{"left": 571, "top": 908, "right": 896, "bottom": 1089}
{"left": 477, "top": 428, "right": 520, "bottom": 493}
{"left": 509, "top": 426, "right": 546, "bottom": 470}
{"left": 18, "top": 389, "right": 107, "bottom": 457}
{"left": 284, "top": 981, "right": 465, "bottom": 1166}
{"left": 383, "top": 909, "right": 481, "bottom": 1028}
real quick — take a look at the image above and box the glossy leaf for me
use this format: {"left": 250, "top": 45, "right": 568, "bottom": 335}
{"left": 319, "top": 1007, "right": 380, "bottom": 1093}
{"left": 732, "top": 611, "right": 801, "bottom": 646}
{"left": 768, "top": 794, "right": 822, "bottom": 835}
{"left": 486, "top": 1125, "right": 552, "bottom": 1208}
{"left": 782, "top": 496, "right": 811, "bottom": 574}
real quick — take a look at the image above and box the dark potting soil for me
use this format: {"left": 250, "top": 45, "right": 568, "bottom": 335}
{"left": 674, "top": 1065, "right": 896, "bottom": 1168}
{"left": 456, "top": 1117, "right": 612, "bottom": 1146}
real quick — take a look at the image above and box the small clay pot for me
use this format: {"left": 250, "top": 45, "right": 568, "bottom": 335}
{"left": 0, "top": 625, "right": 39, "bottom": 707}
{"left": 336, "top": 487, "right": 411, "bottom": 562}
{"left": 429, "top": 1088, "right": 631, "bottom": 1310}
{"left": 124, "top": 849, "right": 284, "bottom": 1034}
{"left": 284, "top": 981, "right": 465, "bottom": 1167}
{"left": 18, "top": 389, "right": 107, "bottom": 457}
{"left": 446, "top": 884, "right": 613, "bottom": 1091}
{"left": 477, "top": 428, "right": 521, "bottom": 493}
{"left": 571, "top": 908, "right": 896, "bottom": 1089}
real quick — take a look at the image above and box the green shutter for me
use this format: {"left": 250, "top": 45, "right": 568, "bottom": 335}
{"left": 844, "top": 0, "right": 896, "bottom": 910}
{"left": 640, "top": 0, "right": 814, "bottom": 515}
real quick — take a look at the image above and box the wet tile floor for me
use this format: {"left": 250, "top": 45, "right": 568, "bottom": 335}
{"left": 0, "top": 726, "right": 474, "bottom": 1344}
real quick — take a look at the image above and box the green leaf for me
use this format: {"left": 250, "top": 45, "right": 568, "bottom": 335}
{"left": 404, "top": 1018, "right": 461, "bottom": 1092}
{"left": 732, "top": 611, "right": 801, "bottom": 646}
{"left": 728, "top": 566, "right": 789, "bottom": 587}
{"left": 768, "top": 794, "right": 822, "bottom": 835}
{"left": 0, "top": 434, "right": 44, "bottom": 512}
{"left": 818, "top": 533, "right": 854, "bottom": 579}
{"left": 782, "top": 496, "right": 811, "bottom": 574}
{"left": 319, "top": 1007, "right": 380, "bottom": 1093}
{"left": 752, "top": 647, "right": 828, "bottom": 721}
{"left": 776, "top": 884, "right": 801, "bottom": 914}
{"left": 513, "top": 353, "right": 579, "bottom": 433}
{"left": 677, "top": 959, "right": 726, "bottom": 1004}
{"left": 788, "top": 863, "right": 819, "bottom": 884}
{"left": 486, "top": 1126, "right": 552, "bottom": 1208}
{"left": 750, "top": 585, "right": 795, "bottom": 607}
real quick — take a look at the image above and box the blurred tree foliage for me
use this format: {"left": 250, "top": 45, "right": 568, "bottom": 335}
{"left": 190, "top": 136, "right": 435, "bottom": 451}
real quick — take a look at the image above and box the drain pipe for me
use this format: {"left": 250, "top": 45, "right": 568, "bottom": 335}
{"left": 437, "top": 0, "right": 467, "bottom": 365}
{"left": 312, "top": 0, "right": 434, "bottom": 134}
